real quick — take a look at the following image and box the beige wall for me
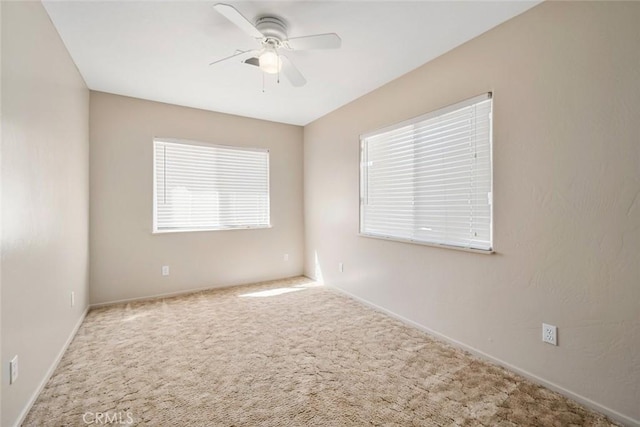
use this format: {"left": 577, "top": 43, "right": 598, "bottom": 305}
{"left": 1, "top": 2, "right": 90, "bottom": 426}
{"left": 304, "top": 2, "right": 640, "bottom": 424}
{"left": 90, "top": 92, "right": 304, "bottom": 305}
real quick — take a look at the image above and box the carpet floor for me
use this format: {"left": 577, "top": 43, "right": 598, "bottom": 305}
{"left": 24, "top": 277, "right": 617, "bottom": 426}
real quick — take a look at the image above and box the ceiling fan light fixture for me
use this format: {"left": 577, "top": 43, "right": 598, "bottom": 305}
{"left": 258, "top": 47, "right": 281, "bottom": 74}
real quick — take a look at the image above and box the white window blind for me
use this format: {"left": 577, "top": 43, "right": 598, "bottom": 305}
{"left": 153, "top": 139, "right": 270, "bottom": 232}
{"left": 360, "top": 93, "right": 493, "bottom": 251}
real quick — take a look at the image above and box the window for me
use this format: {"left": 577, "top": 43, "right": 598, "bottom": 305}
{"left": 360, "top": 93, "right": 493, "bottom": 252}
{"left": 153, "top": 139, "right": 270, "bottom": 233}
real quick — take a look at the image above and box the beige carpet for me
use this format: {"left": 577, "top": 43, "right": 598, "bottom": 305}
{"left": 25, "top": 277, "right": 617, "bottom": 426}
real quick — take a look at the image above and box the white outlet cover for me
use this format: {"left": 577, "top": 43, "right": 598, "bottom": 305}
{"left": 542, "top": 323, "right": 557, "bottom": 346}
{"left": 10, "top": 355, "right": 18, "bottom": 384}
{"left": 162, "top": 266, "right": 170, "bottom": 276}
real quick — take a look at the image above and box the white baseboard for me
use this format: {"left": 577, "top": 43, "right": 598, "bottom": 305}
{"left": 13, "top": 306, "right": 90, "bottom": 427}
{"left": 90, "top": 285, "right": 226, "bottom": 308}
{"left": 328, "top": 284, "right": 638, "bottom": 427}
{"left": 90, "top": 275, "right": 307, "bottom": 308}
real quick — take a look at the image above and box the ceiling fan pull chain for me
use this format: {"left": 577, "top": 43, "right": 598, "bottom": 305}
{"left": 262, "top": 71, "right": 265, "bottom": 93}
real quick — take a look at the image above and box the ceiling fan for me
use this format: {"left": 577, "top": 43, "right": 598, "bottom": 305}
{"left": 210, "top": 3, "right": 342, "bottom": 87}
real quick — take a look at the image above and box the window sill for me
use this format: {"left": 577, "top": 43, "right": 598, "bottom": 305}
{"left": 153, "top": 225, "right": 272, "bottom": 234}
{"left": 358, "top": 233, "right": 494, "bottom": 255}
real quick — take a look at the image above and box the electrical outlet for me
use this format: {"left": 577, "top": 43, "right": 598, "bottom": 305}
{"left": 283, "top": 254, "right": 289, "bottom": 262}
{"left": 70, "top": 291, "right": 75, "bottom": 307}
{"left": 162, "top": 265, "right": 170, "bottom": 276}
{"left": 542, "top": 323, "right": 557, "bottom": 346}
{"left": 339, "top": 262, "right": 344, "bottom": 273}
{"left": 10, "top": 356, "right": 18, "bottom": 384}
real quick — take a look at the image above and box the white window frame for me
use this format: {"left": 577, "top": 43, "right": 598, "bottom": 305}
{"left": 153, "top": 138, "right": 271, "bottom": 233}
{"left": 359, "top": 93, "right": 494, "bottom": 254}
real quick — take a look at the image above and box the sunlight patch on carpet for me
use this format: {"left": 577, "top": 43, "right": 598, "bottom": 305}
{"left": 239, "top": 287, "right": 306, "bottom": 298}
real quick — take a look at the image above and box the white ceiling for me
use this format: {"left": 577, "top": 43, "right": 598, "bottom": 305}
{"left": 43, "top": 1, "right": 539, "bottom": 126}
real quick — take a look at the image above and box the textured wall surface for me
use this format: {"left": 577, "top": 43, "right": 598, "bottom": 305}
{"left": 304, "top": 2, "right": 639, "bottom": 424}
{"left": 90, "top": 92, "right": 304, "bottom": 304}
{"left": 1, "top": 2, "right": 90, "bottom": 425}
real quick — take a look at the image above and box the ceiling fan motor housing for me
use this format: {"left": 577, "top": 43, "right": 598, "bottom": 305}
{"left": 255, "top": 16, "right": 288, "bottom": 43}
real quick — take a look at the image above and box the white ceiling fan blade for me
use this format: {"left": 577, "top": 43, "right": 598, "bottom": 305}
{"left": 286, "top": 33, "right": 341, "bottom": 50}
{"left": 209, "top": 50, "right": 257, "bottom": 66}
{"left": 280, "top": 55, "right": 306, "bottom": 87}
{"left": 213, "top": 3, "right": 263, "bottom": 39}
